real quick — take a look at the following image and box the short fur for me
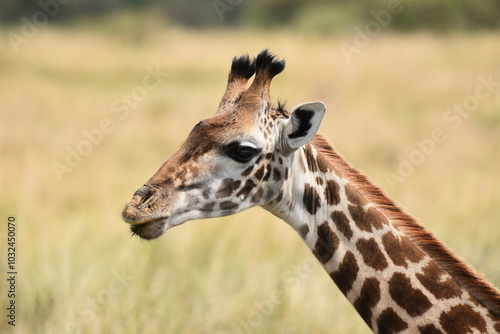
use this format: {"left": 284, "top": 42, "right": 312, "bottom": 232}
{"left": 311, "top": 134, "right": 500, "bottom": 316}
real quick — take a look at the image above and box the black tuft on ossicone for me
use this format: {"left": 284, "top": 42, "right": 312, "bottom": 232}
{"left": 230, "top": 54, "right": 256, "bottom": 80}
{"left": 255, "top": 49, "right": 286, "bottom": 78}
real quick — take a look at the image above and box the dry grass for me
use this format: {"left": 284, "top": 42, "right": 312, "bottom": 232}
{"left": 0, "top": 22, "right": 499, "bottom": 333}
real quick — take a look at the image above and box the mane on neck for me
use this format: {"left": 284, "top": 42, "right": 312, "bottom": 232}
{"left": 311, "top": 134, "right": 500, "bottom": 316}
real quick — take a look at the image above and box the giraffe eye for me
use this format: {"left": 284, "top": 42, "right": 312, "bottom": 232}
{"left": 225, "top": 142, "right": 260, "bottom": 163}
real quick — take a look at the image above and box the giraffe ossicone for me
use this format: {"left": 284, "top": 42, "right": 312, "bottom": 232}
{"left": 122, "top": 50, "right": 500, "bottom": 333}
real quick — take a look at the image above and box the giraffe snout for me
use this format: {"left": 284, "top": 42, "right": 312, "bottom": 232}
{"left": 122, "top": 186, "right": 166, "bottom": 224}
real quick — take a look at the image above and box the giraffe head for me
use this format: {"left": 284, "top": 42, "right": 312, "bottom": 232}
{"left": 122, "top": 50, "right": 325, "bottom": 239}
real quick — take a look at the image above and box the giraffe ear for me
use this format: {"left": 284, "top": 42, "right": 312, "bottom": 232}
{"left": 280, "top": 101, "right": 326, "bottom": 155}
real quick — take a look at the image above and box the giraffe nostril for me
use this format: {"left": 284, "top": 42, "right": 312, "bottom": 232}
{"left": 134, "top": 188, "right": 158, "bottom": 207}
{"left": 141, "top": 192, "right": 154, "bottom": 206}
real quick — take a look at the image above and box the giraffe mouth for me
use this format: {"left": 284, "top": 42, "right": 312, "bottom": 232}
{"left": 130, "top": 218, "right": 168, "bottom": 240}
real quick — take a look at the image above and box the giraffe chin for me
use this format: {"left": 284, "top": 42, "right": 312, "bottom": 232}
{"left": 130, "top": 218, "right": 168, "bottom": 240}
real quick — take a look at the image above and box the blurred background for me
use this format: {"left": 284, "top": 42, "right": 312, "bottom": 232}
{"left": 2, "top": 0, "right": 500, "bottom": 30}
{"left": 1, "top": 1, "right": 499, "bottom": 333}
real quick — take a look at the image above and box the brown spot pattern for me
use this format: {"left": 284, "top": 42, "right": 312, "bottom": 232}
{"left": 345, "top": 184, "right": 368, "bottom": 206}
{"left": 353, "top": 278, "right": 381, "bottom": 326}
{"left": 330, "top": 251, "right": 358, "bottom": 295}
{"left": 316, "top": 153, "right": 331, "bottom": 173}
{"left": 275, "top": 191, "right": 283, "bottom": 203}
{"left": 251, "top": 187, "right": 264, "bottom": 202}
{"left": 219, "top": 201, "right": 238, "bottom": 211}
{"left": 382, "top": 231, "right": 425, "bottom": 268}
{"left": 366, "top": 207, "right": 387, "bottom": 229}
{"left": 349, "top": 204, "right": 373, "bottom": 232}
{"left": 349, "top": 204, "right": 386, "bottom": 232}
{"left": 304, "top": 145, "right": 318, "bottom": 173}
{"left": 272, "top": 168, "right": 281, "bottom": 181}
{"left": 440, "top": 304, "right": 487, "bottom": 334}
{"left": 377, "top": 308, "right": 408, "bottom": 333}
{"left": 254, "top": 165, "right": 265, "bottom": 180}
{"left": 265, "top": 188, "right": 274, "bottom": 200}
{"left": 331, "top": 210, "right": 353, "bottom": 240}
{"left": 241, "top": 166, "right": 253, "bottom": 177}
{"left": 303, "top": 184, "right": 321, "bottom": 215}
{"left": 416, "top": 261, "right": 462, "bottom": 300}
{"left": 299, "top": 224, "right": 309, "bottom": 239}
{"left": 236, "top": 180, "right": 256, "bottom": 199}
{"left": 262, "top": 165, "right": 272, "bottom": 182}
{"left": 389, "top": 272, "right": 432, "bottom": 316}
{"left": 315, "top": 176, "right": 323, "bottom": 185}
{"left": 215, "top": 178, "right": 241, "bottom": 199}
{"left": 418, "top": 324, "right": 444, "bottom": 334}
{"left": 202, "top": 202, "right": 215, "bottom": 211}
{"left": 313, "top": 222, "right": 339, "bottom": 263}
{"left": 356, "top": 238, "right": 388, "bottom": 271}
{"left": 324, "top": 180, "right": 340, "bottom": 206}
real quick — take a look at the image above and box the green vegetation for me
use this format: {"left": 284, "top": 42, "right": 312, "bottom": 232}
{"left": 1, "top": 0, "right": 500, "bottom": 31}
{"left": 1, "top": 18, "right": 499, "bottom": 333}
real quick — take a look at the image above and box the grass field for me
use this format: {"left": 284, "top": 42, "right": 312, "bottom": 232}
{"left": 1, "top": 21, "right": 500, "bottom": 333}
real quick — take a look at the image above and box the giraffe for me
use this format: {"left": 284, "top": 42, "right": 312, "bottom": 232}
{"left": 122, "top": 50, "right": 500, "bottom": 333}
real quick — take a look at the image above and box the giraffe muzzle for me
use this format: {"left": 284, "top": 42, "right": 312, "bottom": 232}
{"left": 129, "top": 218, "right": 168, "bottom": 240}
{"left": 121, "top": 186, "right": 169, "bottom": 226}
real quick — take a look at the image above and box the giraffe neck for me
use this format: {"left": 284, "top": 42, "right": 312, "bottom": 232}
{"left": 264, "top": 138, "right": 500, "bottom": 333}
